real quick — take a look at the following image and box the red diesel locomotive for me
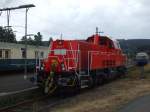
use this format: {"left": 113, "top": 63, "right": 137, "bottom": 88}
{"left": 37, "top": 29, "right": 127, "bottom": 94}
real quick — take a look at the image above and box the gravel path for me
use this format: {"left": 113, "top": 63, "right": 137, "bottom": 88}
{"left": 119, "top": 94, "right": 150, "bottom": 112}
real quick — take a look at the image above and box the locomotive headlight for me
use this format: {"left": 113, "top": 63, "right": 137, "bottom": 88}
{"left": 41, "top": 66, "right": 44, "bottom": 70}
{"left": 58, "top": 41, "right": 62, "bottom": 45}
{"left": 61, "top": 63, "right": 65, "bottom": 71}
{"left": 40, "top": 63, "right": 45, "bottom": 70}
{"left": 57, "top": 40, "right": 63, "bottom": 45}
{"left": 62, "top": 66, "right": 65, "bottom": 71}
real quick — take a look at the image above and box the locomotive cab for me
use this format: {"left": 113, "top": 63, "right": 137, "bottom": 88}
{"left": 87, "top": 35, "right": 122, "bottom": 53}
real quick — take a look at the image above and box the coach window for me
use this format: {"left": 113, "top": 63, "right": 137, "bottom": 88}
{"left": 0, "top": 50, "right": 2, "bottom": 59}
{"left": 21, "top": 48, "right": 26, "bottom": 59}
{"left": 35, "top": 51, "right": 39, "bottom": 58}
{"left": 22, "top": 50, "right": 26, "bottom": 58}
{"left": 41, "top": 52, "right": 44, "bottom": 58}
{"left": 5, "top": 50, "right": 10, "bottom": 59}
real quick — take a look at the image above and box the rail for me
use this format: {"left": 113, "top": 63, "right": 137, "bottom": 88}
{"left": 0, "top": 63, "right": 135, "bottom": 112}
{"left": 0, "top": 88, "right": 77, "bottom": 112}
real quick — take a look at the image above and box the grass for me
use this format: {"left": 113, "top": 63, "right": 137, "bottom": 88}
{"left": 49, "top": 65, "right": 150, "bottom": 112}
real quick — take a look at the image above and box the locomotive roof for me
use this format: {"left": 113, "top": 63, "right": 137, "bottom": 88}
{"left": 86, "top": 35, "right": 112, "bottom": 42}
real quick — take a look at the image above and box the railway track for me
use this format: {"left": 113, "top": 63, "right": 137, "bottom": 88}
{"left": 0, "top": 65, "right": 134, "bottom": 112}
{"left": 0, "top": 93, "right": 72, "bottom": 112}
{"left": 0, "top": 76, "right": 128, "bottom": 112}
{"left": 0, "top": 95, "right": 49, "bottom": 112}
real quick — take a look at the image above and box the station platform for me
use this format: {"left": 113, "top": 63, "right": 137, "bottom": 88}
{"left": 0, "top": 73, "right": 37, "bottom": 95}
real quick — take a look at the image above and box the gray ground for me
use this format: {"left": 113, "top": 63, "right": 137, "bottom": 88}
{"left": 119, "top": 94, "right": 150, "bottom": 112}
{"left": 0, "top": 73, "right": 36, "bottom": 94}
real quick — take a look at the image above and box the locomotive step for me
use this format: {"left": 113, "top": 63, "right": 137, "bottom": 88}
{"left": 80, "top": 80, "right": 89, "bottom": 88}
{"left": 81, "top": 85, "right": 88, "bottom": 89}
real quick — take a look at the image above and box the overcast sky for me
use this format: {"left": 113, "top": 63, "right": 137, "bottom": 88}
{"left": 0, "top": 0, "right": 150, "bottom": 40}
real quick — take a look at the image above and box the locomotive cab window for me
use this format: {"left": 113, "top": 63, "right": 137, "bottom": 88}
{"left": 114, "top": 40, "right": 121, "bottom": 49}
{"left": 99, "top": 38, "right": 107, "bottom": 46}
{"left": 109, "top": 41, "right": 114, "bottom": 49}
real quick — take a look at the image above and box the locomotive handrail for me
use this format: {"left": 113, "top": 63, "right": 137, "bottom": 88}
{"left": 48, "top": 49, "right": 117, "bottom": 77}
{"left": 48, "top": 56, "right": 59, "bottom": 58}
{"left": 64, "top": 50, "right": 80, "bottom": 71}
{"left": 87, "top": 51, "right": 115, "bottom": 75}
{"left": 69, "top": 42, "right": 78, "bottom": 73}
{"left": 88, "top": 51, "right": 100, "bottom": 76}
{"left": 49, "top": 50, "right": 80, "bottom": 52}
{"left": 48, "top": 49, "right": 80, "bottom": 72}
{"left": 64, "top": 58, "right": 77, "bottom": 60}
{"left": 47, "top": 41, "right": 53, "bottom": 58}
{"left": 48, "top": 50, "right": 116, "bottom": 76}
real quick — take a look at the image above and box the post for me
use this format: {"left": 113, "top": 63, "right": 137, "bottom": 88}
{"left": 0, "top": 11, "right": 2, "bottom": 16}
{"left": 35, "top": 47, "right": 39, "bottom": 76}
{"left": 140, "top": 66, "right": 145, "bottom": 78}
{"left": 6, "top": 10, "right": 10, "bottom": 27}
{"left": 60, "top": 33, "right": 63, "bottom": 40}
{"left": 33, "top": 101, "right": 38, "bottom": 112}
{"left": 96, "top": 27, "right": 98, "bottom": 34}
{"left": 24, "top": 8, "right": 28, "bottom": 79}
{"left": 95, "top": 27, "right": 104, "bottom": 35}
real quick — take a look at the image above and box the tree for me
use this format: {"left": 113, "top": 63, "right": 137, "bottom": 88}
{"left": 48, "top": 37, "right": 53, "bottom": 45}
{"left": 20, "top": 36, "right": 34, "bottom": 45}
{"left": 27, "top": 37, "right": 34, "bottom": 45}
{"left": 20, "top": 32, "right": 43, "bottom": 45}
{"left": 0, "top": 26, "right": 16, "bottom": 43}
{"left": 20, "top": 36, "right": 26, "bottom": 44}
{"left": 34, "top": 32, "right": 42, "bottom": 46}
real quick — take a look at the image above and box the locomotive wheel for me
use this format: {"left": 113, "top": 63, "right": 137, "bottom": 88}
{"left": 95, "top": 75, "right": 104, "bottom": 86}
{"left": 88, "top": 76, "right": 95, "bottom": 89}
{"left": 117, "top": 66, "right": 127, "bottom": 78}
{"left": 70, "top": 75, "right": 80, "bottom": 94}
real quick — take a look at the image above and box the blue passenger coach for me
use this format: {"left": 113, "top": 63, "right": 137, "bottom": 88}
{"left": 0, "top": 42, "right": 48, "bottom": 72}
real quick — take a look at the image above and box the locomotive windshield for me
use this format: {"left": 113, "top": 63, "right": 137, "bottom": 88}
{"left": 113, "top": 40, "right": 121, "bottom": 49}
{"left": 100, "top": 38, "right": 107, "bottom": 45}
{"left": 54, "top": 49, "right": 66, "bottom": 55}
